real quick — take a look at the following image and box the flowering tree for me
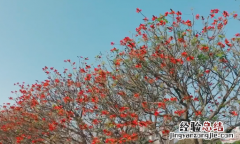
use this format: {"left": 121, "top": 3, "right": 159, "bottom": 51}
{"left": 99, "top": 8, "right": 240, "bottom": 143}
{"left": 0, "top": 95, "right": 84, "bottom": 144}
{"left": 0, "top": 8, "right": 240, "bottom": 144}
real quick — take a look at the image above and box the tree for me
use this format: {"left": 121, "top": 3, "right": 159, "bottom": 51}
{"left": 0, "top": 8, "right": 240, "bottom": 144}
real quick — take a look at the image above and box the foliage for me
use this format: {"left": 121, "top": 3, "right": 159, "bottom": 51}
{"left": 233, "top": 140, "right": 240, "bottom": 144}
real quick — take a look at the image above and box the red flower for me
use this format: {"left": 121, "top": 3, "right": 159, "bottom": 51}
{"left": 170, "top": 97, "right": 177, "bottom": 102}
{"left": 43, "top": 82, "right": 49, "bottom": 87}
{"left": 111, "top": 42, "right": 114, "bottom": 45}
{"left": 174, "top": 110, "right": 185, "bottom": 116}
{"left": 196, "top": 14, "right": 199, "bottom": 20}
{"left": 48, "top": 123, "right": 56, "bottom": 131}
{"left": 80, "top": 68, "right": 86, "bottom": 73}
{"left": 134, "top": 93, "right": 140, "bottom": 98}
{"left": 176, "top": 58, "right": 184, "bottom": 65}
{"left": 223, "top": 11, "right": 229, "bottom": 17}
{"left": 152, "top": 15, "right": 157, "bottom": 21}
{"left": 167, "top": 27, "right": 173, "bottom": 32}
{"left": 110, "top": 47, "right": 117, "bottom": 52}
{"left": 181, "top": 52, "right": 188, "bottom": 57}
{"left": 205, "top": 69, "right": 210, "bottom": 74}
{"left": 119, "top": 107, "right": 128, "bottom": 112}
{"left": 154, "top": 111, "right": 159, "bottom": 116}
{"left": 201, "top": 46, "right": 209, "bottom": 52}
{"left": 235, "top": 33, "right": 240, "bottom": 37}
{"left": 185, "top": 20, "right": 192, "bottom": 26}
{"left": 186, "top": 56, "right": 194, "bottom": 61}
{"left": 230, "top": 111, "right": 238, "bottom": 116}
{"left": 162, "top": 129, "right": 170, "bottom": 135}
{"left": 176, "top": 11, "right": 182, "bottom": 16}
{"left": 150, "top": 24, "right": 155, "bottom": 29}
{"left": 55, "top": 79, "right": 60, "bottom": 83}
{"left": 210, "top": 9, "right": 219, "bottom": 14}
{"left": 210, "top": 13, "right": 215, "bottom": 18}
{"left": 101, "top": 110, "right": 109, "bottom": 115}
{"left": 225, "top": 38, "right": 229, "bottom": 44}
{"left": 85, "top": 74, "right": 92, "bottom": 81}
{"left": 158, "top": 102, "right": 166, "bottom": 108}
{"left": 195, "top": 111, "right": 202, "bottom": 116}
{"left": 233, "top": 14, "right": 238, "bottom": 19}
{"left": 143, "top": 17, "right": 148, "bottom": 22}
{"left": 194, "top": 97, "right": 199, "bottom": 101}
{"left": 135, "top": 63, "right": 142, "bottom": 68}
{"left": 85, "top": 65, "right": 91, "bottom": 69}
{"left": 136, "top": 8, "right": 142, "bottom": 13}
{"left": 169, "top": 9, "right": 175, "bottom": 15}
{"left": 63, "top": 96, "right": 71, "bottom": 103}
{"left": 139, "top": 121, "right": 148, "bottom": 127}
{"left": 217, "top": 42, "right": 225, "bottom": 48}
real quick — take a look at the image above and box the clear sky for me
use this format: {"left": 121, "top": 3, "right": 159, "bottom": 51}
{"left": 0, "top": 0, "right": 239, "bottom": 105}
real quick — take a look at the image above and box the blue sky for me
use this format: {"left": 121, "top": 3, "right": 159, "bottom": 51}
{"left": 0, "top": 0, "right": 239, "bottom": 105}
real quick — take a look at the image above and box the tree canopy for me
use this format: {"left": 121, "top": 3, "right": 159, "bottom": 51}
{"left": 1, "top": 8, "right": 240, "bottom": 144}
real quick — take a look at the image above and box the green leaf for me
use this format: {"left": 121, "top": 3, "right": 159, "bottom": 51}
{"left": 216, "top": 52, "right": 225, "bottom": 58}
{"left": 237, "top": 100, "right": 240, "bottom": 104}
{"left": 213, "top": 66, "right": 218, "bottom": 71}
{"left": 156, "top": 18, "right": 162, "bottom": 21}
{"left": 163, "top": 18, "right": 168, "bottom": 23}
{"left": 218, "top": 35, "right": 225, "bottom": 39}
{"left": 219, "top": 104, "right": 225, "bottom": 108}
{"left": 197, "top": 54, "right": 209, "bottom": 61}
{"left": 212, "top": 116, "right": 218, "bottom": 121}
{"left": 160, "top": 83, "right": 164, "bottom": 88}
{"left": 200, "top": 117, "right": 206, "bottom": 122}
{"left": 191, "top": 37, "right": 198, "bottom": 45}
